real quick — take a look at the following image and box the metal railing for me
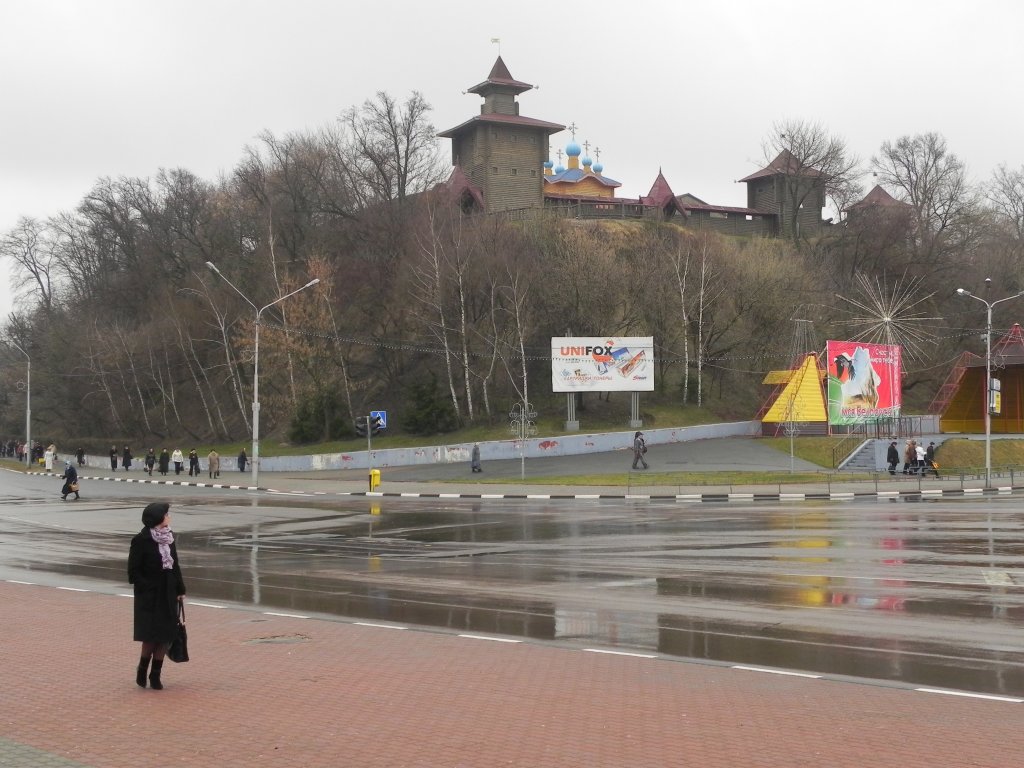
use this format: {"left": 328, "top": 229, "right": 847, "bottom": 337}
{"left": 831, "top": 427, "right": 867, "bottom": 468}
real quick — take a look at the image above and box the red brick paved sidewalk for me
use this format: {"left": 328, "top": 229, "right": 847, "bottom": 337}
{"left": 2, "top": 580, "right": 1020, "bottom": 768}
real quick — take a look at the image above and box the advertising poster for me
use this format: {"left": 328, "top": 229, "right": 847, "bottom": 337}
{"left": 551, "top": 337, "right": 654, "bottom": 392}
{"left": 826, "top": 340, "right": 901, "bottom": 425}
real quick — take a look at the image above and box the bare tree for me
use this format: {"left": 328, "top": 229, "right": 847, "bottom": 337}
{"left": 667, "top": 240, "right": 691, "bottom": 403}
{"left": 872, "top": 132, "right": 978, "bottom": 263}
{"left": 764, "top": 120, "right": 862, "bottom": 240}
{"left": 411, "top": 203, "right": 464, "bottom": 422}
{"left": 342, "top": 91, "right": 445, "bottom": 204}
{"left": 987, "top": 164, "right": 1024, "bottom": 242}
{"left": 2, "top": 217, "right": 56, "bottom": 312}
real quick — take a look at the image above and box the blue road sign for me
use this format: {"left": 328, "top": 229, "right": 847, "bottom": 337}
{"left": 370, "top": 410, "right": 387, "bottom": 429}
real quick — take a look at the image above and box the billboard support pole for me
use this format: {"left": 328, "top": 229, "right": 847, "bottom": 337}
{"left": 565, "top": 393, "right": 579, "bottom": 431}
{"left": 629, "top": 392, "right": 641, "bottom": 428}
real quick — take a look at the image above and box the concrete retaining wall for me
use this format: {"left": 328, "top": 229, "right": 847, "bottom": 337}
{"left": 259, "top": 420, "right": 762, "bottom": 472}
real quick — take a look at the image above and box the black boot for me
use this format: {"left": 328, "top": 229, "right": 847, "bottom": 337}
{"left": 149, "top": 658, "right": 164, "bottom": 690}
{"left": 136, "top": 656, "right": 151, "bottom": 688}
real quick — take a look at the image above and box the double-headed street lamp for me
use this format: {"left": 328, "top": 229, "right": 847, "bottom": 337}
{"left": 955, "top": 286, "right": 1024, "bottom": 487}
{"left": 206, "top": 262, "right": 319, "bottom": 487}
{"left": 8, "top": 339, "right": 30, "bottom": 468}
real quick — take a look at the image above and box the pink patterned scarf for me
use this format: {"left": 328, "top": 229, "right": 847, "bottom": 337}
{"left": 149, "top": 526, "right": 175, "bottom": 570}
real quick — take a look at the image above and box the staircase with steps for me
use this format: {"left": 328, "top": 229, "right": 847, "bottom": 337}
{"left": 838, "top": 437, "right": 948, "bottom": 473}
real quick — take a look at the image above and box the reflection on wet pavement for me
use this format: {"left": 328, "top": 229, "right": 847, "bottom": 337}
{"left": 4, "top": 495, "right": 1023, "bottom": 696}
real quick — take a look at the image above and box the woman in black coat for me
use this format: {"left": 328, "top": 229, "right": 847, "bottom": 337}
{"left": 128, "top": 502, "right": 186, "bottom": 690}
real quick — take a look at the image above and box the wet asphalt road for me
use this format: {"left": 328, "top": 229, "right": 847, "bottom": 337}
{"left": 1, "top": 469, "right": 1022, "bottom": 697}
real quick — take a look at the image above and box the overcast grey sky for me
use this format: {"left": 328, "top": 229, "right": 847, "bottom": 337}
{"left": 3, "top": 0, "right": 1023, "bottom": 317}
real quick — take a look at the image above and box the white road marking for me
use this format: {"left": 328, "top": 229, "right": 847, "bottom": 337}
{"left": 732, "top": 665, "right": 822, "bottom": 679}
{"left": 915, "top": 688, "right": 1023, "bottom": 703}
{"left": 263, "top": 611, "right": 309, "bottom": 619}
{"left": 57, "top": 587, "right": 89, "bottom": 592}
{"left": 188, "top": 601, "right": 225, "bottom": 609}
{"left": 583, "top": 648, "right": 658, "bottom": 659}
{"left": 353, "top": 622, "right": 407, "bottom": 630}
{"left": 458, "top": 634, "right": 522, "bottom": 643}
{"left": 7, "top": 579, "right": 35, "bottom": 585}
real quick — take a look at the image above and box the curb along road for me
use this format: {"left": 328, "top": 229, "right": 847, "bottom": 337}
{"left": 23, "top": 469, "right": 1024, "bottom": 503}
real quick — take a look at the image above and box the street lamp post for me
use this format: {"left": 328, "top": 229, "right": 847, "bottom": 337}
{"left": 206, "top": 262, "right": 319, "bottom": 487}
{"left": 955, "top": 286, "right": 1024, "bottom": 487}
{"left": 8, "top": 339, "right": 30, "bottom": 468}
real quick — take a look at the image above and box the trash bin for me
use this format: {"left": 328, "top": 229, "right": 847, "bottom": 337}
{"left": 369, "top": 468, "right": 381, "bottom": 491}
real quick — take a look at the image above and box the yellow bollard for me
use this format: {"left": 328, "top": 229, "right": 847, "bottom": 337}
{"left": 368, "top": 468, "right": 381, "bottom": 491}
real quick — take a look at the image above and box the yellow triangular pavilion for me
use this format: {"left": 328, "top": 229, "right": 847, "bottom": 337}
{"left": 762, "top": 354, "right": 827, "bottom": 423}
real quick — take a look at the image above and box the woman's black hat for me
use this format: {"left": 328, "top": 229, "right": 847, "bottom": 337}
{"left": 141, "top": 502, "right": 170, "bottom": 528}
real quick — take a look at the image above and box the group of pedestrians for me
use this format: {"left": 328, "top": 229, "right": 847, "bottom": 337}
{"left": 886, "top": 439, "right": 939, "bottom": 477}
{"left": 2, "top": 440, "right": 45, "bottom": 463}
{"left": 105, "top": 446, "right": 248, "bottom": 477}
{"left": 53, "top": 445, "right": 247, "bottom": 501}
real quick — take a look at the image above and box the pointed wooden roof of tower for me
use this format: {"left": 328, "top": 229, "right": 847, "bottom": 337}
{"left": 760, "top": 353, "right": 828, "bottom": 423}
{"left": 846, "top": 184, "right": 912, "bottom": 212}
{"left": 466, "top": 56, "right": 534, "bottom": 95}
{"left": 641, "top": 168, "right": 676, "bottom": 207}
{"left": 438, "top": 57, "right": 564, "bottom": 139}
{"left": 738, "top": 149, "right": 822, "bottom": 182}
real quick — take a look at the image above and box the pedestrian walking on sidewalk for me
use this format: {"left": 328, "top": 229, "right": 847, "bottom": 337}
{"left": 632, "top": 431, "right": 648, "bottom": 470}
{"left": 171, "top": 448, "right": 184, "bottom": 475}
{"left": 471, "top": 443, "right": 482, "bottom": 473}
{"left": 886, "top": 441, "right": 899, "bottom": 475}
{"left": 128, "top": 502, "right": 186, "bottom": 690}
{"left": 915, "top": 442, "right": 926, "bottom": 475}
{"left": 60, "top": 461, "right": 80, "bottom": 501}
{"left": 238, "top": 449, "right": 247, "bottom": 473}
{"left": 188, "top": 449, "right": 200, "bottom": 477}
{"left": 925, "top": 441, "right": 940, "bottom": 478}
{"left": 902, "top": 440, "right": 915, "bottom": 474}
{"left": 208, "top": 449, "right": 220, "bottom": 479}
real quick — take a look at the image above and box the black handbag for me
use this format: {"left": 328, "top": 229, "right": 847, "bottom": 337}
{"left": 168, "top": 602, "right": 189, "bottom": 663}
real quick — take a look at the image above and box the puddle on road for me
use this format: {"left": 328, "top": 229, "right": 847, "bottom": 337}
{"left": 33, "top": 550, "right": 1024, "bottom": 698}
{"left": 656, "top": 614, "right": 1024, "bottom": 695}
{"left": 9, "top": 499, "right": 1024, "bottom": 698}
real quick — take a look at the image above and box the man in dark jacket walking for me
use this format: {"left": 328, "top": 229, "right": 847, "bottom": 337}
{"left": 632, "top": 431, "right": 648, "bottom": 470}
{"left": 886, "top": 441, "right": 900, "bottom": 475}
